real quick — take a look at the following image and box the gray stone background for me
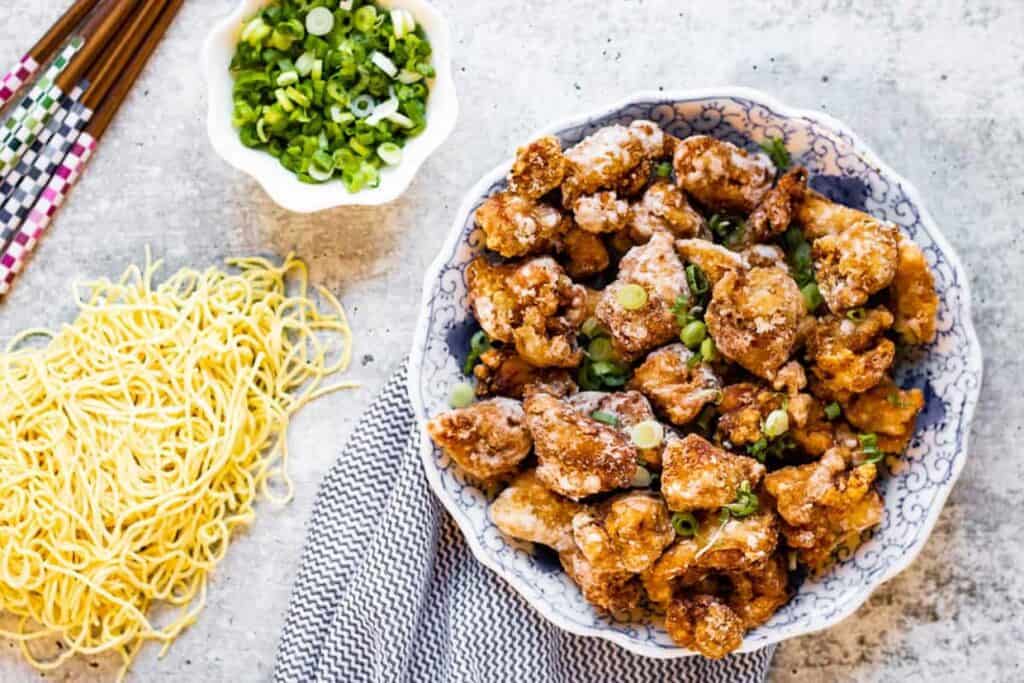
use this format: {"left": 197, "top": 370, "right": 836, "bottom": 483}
{"left": 0, "top": 0, "right": 1020, "bottom": 680}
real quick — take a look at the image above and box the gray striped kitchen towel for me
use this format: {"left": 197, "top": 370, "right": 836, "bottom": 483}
{"left": 273, "top": 360, "right": 775, "bottom": 683}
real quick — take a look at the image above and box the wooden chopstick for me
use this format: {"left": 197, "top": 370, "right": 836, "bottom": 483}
{"left": 53, "top": 0, "right": 143, "bottom": 94}
{"left": 0, "top": 0, "right": 185, "bottom": 294}
{"left": 0, "top": 0, "right": 103, "bottom": 111}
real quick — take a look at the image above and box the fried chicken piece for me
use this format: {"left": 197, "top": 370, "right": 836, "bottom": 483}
{"left": 742, "top": 244, "right": 787, "bottom": 270}
{"left": 572, "top": 191, "right": 631, "bottom": 234}
{"left": 843, "top": 378, "right": 925, "bottom": 454}
{"left": 666, "top": 595, "right": 744, "bottom": 659}
{"left": 715, "top": 383, "right": 784, "bottom": 448}
{"left": 473, "top": 347, "right": 576, "bottom": 399}
{"left": 561, "top": 227, "right": 610, "bottom": 279}
{"left": 788, "top": 394, "right": 837, "bottom": 457}
{"left": 568, "top": 390, "right": 669, "bottom": 468}
{"left": 795, "top": 189, "right": 875, "bottom": 239}
{"left": 739, "top": 166, "right": 808, "bottom": 247}
{"left": 595, "top": 232, "right": 688, "bottom": 359}
{"left": 771, "top": 359, "right": 808, "bottom": 394}
{"left": 628, "top": 119, "right": 668, "bottom": 158}
{"left": 807, "top": 308, "right": 895, "bottom": 394}
{"left": 812, "top": 218, "right": 899, "bottom": 311}
{"left": 617, "top": 158, "right": 653, "bottom": 198}
{"left": 561, "top": 124, "right": 646, "bottom": 205}
{"left": 676, "top": 238, "right": 748, "bottom": 284}
{"left": 889, "top": 235, "right": 939, "bottom": 344}
{"left": 509, "top": 257, "right": 587, "bottom": 368}
{"left": 508, "top": 135, "right": 567, "bottom": 199}
{"left": 641, "top": 539, "right": 702, "bottom": 604}
{"left": 572, "top": 492, "right": 675, "bottom": 573}
{"left": 725, "top": 553, "right": 790, "bottom": 629}
{"left": 627, "top": 181, "right": 707, "bottom": 243}
{"left": 693, "top": 508, "right": 779, "bottom": 572}
{"left": 490, "top": 469, "right": 582, "bottom": 552}
{"left": 705, "top": 267, "right": 806, "bottom": 380}
{"left": 426, "top": 398, "right": 532, "bottom": 481}
{"left": 475, "top": 191, "right": 568, "bottom": 258}
{"left": 467, "top": 258, "right": 519, "bottom": 343}
{"left": 560, "top": 547, "right": 643, "bottom": 611}
{"left": 764, "top": 447, "right": 883, "bottom": 573}
{"left": 628, "top": 344, "right": 722, "bottom": 426}
{"left": 672, "top": 135, "right": 775, "bottom": 213}
{"left": 524, "top": 392, "right": 637, "bottom": 499}
{"left": 661, "top": 434, "right": 765, "bottom": 512}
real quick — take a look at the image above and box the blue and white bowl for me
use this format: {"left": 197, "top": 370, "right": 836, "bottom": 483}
{"left": 407, "top": 87, "right": 983, "bottom": 657}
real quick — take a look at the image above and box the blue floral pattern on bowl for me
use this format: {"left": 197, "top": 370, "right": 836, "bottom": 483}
{"left": 407, "top": 88, "right": 983, "bottom": 657}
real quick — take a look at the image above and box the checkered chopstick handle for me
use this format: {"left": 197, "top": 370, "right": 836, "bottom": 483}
{"left": 0, "top": 85, "right": 84, "bottom": 195}
{"left": 0, "top": 55, "right": 39, "bottom": 111}
{"left": 0, "top": 132, "right": 95, "bottom": 294}
{"left": 0, "top": 96, "right": 91, "bottom": 245}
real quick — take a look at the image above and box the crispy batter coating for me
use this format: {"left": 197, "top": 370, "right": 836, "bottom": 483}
{"left": 572, "top": 492, "right": 675, "bottom": 573}
{"left": 562, "top": 125, "right": 646, "bottom": 204}
{"left": 508, "top": 135, "right": 567, "bottom": 199}
{"left": 788, "top": 394, "right": 837, "bottom": 457}
{"left": 559, "top": 548, "right": 644, "bottom": 611}
{"left": 475, "top": 191, "right": 568, "bottom": 258}
{"left": 739, "top": 166, "right": 808, "bottom": 247}
{"left": 666, "top": 595, "right": 744, "bottom": 659}
{"left": 764, "top": 448, "right": 883, "bottom": 573}
{"left": 843, "top": 378, "right": 925, "bottom": 454}
{"left": 672, "top": 135, "right": 775, "bottom": 213}
{"left": 467, "top": 258, "right": 519, "bottom": 343}
{"left": 596, "top": 232, "right": 688, "bottom": 359}
{"left": 628, "top": 181, "right": 707, "bottom": 242}
{"left": 661, "top": 434, "right": 765, "bottom": 512}
{"left": 807, "top": 308, "right": 895, "bottom": 394}
{"left": 641, "top": 539, "right": 702, "bottom": 604}
{"left": 715, "top": 383, "right": 784, "bottom": 448}
{"left": 628, "top": 344, "right": 722, "bottom": 426}
{"left": 812, "top": 218, "right": 899, "bottom": 311}
{"left": 426, "top": 398, "right": 532, "bottom": 481}
{"left": 705, "top": 267, "right": 806, "bottom": 379}
{"left": 509, "top": 257, "right": 587, "bottom": 368}
{"left": 569, "top": 390, "right": 669, "bottom": 468}
{"left": 525, "top": 392, "right": 638, "bottom": 499}
{"left": 676, "top": 238, "right": 748, "bottom": 284}
{"left": 726, "top": 554, "right": 790, "bottom": 629}
{"left": 889, "top": 235, "right": 939, "bottom": 344}
{"left": 742, "top": 244, "right": 787, "bottom": 270}
{"left": 693, "top": 508, "right": 779, "bottom": 572}
{"left": 561, "top": 227, "right": 610, "bottom": 279}
{"left": 795, "top": 190, "right": 875, "bottom": 239}
{"left": 572, "top": 191, "right": 631, "bottom": 234}
{"left": 473, "top": 347, "right": 576, "bottom": 399}
{"left": 490, "top": 469, "right": 582, "bottom": 552}
{"left": 628, "top": 120, "right": 668, "bottom": 158}
{"left": 771, "top": 359, "right": 808, "bottom": 394}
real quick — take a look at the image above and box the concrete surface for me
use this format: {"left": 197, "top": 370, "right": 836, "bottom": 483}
{"left": 0, "top": 0, "right": 1020, "bottom": 681}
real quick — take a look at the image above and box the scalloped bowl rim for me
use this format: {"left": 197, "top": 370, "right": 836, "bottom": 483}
{"left": 202, "top": 0, "right": 458, "bottom": 212}
{"left": 407, "top": 86, "right": 983, "bottom": 657}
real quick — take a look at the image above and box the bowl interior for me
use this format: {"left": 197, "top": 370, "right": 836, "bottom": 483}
{"left": 408, "top": 90, "right": 982, "bottom": 656}
{"left": 203, "top": 0, "right": 458, "bottom": 212}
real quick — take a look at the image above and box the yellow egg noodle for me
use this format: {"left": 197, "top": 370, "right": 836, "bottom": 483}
{"left": 0, "top": 252, "right": 355, "bottom": 679}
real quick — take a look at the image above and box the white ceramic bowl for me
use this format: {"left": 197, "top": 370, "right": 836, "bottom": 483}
{"left": 203, "top": 0, "right": 458, "bottom": 212}
{"left": 408, "top": 87, "right": 983, "bottom": 657}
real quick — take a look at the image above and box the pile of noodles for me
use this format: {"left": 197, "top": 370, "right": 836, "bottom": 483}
{"left": 0, "top": 253, "right": 354, "bottom": 678}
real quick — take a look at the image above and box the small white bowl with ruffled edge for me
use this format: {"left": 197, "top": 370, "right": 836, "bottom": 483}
{"left": 408, "top": 87, "right": 983, "bottom": 657}
{"left": 203, "top": 0, "right": 457, "bottom": 212}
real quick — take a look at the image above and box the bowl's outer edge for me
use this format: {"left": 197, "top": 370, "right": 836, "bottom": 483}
{"left": 408, "top": 87, "right": 983, "bottom": 657}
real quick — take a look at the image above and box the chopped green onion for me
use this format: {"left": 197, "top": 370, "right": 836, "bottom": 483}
{"left": 377, "top": 142, "right": 403, "bottom": 165}
{"left": 700, "top": 337, "right": 717, "bottom": 362}
{"left": 587, "top": 336, "right": 614, "bottom": 363}
{"left": 307, "top": 164, "right": 334, "bottom": 182}
{"left": 276, "top": 70, "right": 299, "bottom": 86}
{"left": 759, "top": 136, "right": 792, "bottom": 171}
{"left": 462, "top": 330, "right": 491, "bottom": 374}
{"left": 449, "top": 382, "right": 475, "bottom": 408}
{"left": 764, "top": 409, "right": 789, "bottom": 438}
{"left": 631, "top": 465, "right": 653, "bottom": 488}
{"left": 616, "top": 283, "right": 648, "bottom": 310}
{"left": 311, "top": 59, "right": 323, "bottom": 82}
{"left": 824, "top": 402, "right": 841, "bottom": 420}
{"left": 723, "top": 481, "right": 759, "bottom": 518}
{"left": 801, "top": 282, "right": 824, "bottom": 311}
{"left": 397, "top": 68, "right": 423, "bottom": 84}
{"left": 580, "top": 317, "right": 604, "bottom": 339}
{"left": 590, "top": 411, "right": 619, "bottom": 426}
{"left": 671, "top": 512, "right": 699, "bottom": 537}
{"left": 686, "top": 264, "right": 710, "bottom": 298}
{"left": 680, "top": 321, "right": 706, "bottom": 349}
{"left": 305, "top": 7, "right": 335, "bottom": 36}
{"left": 349, "top": 94, "right": 375, "bottom": 118}
{"left": 275, "top": 88, "right": 295, "bottom": 112}
{"left": 859, "top": 432, "right": 882, "bottom": 461}
{"left": 630, "top": 420, "right": 664, "bottom": 449}
{"left": 285, "top": 86, "right": 310, "bottom": 108}
{"left": 241, "top": 17, "right": 271, "bottom": 46}
{"left": 370, "top": 51, "right": 398, "bottom": 78}
{"left": 295, "top": 51, "right": 316, "bottom": 76}
{"left": 846, "top": 308, "right": 867, "bottom": 322}
{"left": 353, "top": 5, "right": 378, "bottom": 32}
{"left": 391, "top": 9, "right": 416, "bottom": 38}
{"left": 655, "top": 161, "right": 672, "bottom": 177}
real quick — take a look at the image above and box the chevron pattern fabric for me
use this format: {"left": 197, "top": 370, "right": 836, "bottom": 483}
{"left": 274, "top": 360, "right": 776, "bottom": 683}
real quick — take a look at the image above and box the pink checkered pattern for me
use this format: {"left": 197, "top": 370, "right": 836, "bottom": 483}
{"left": 0, "top": 55, "right": 38, "bottom": 109}
{"left": 0, "top": 132, "right": 96, "bottom": 294}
